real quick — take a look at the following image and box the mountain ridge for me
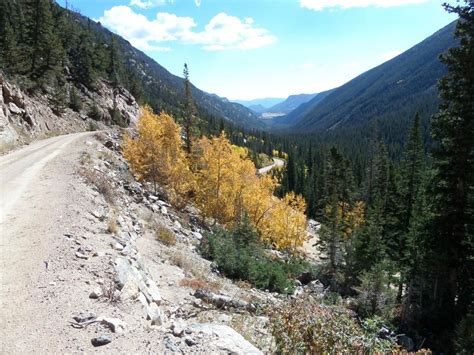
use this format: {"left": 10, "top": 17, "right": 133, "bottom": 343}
{"left": 278, "top": 21, "right": 458, "bottom": 132}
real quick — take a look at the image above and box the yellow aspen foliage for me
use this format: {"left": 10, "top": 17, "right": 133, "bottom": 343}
{"left": 195, "top": 132, "right": 308, "bottom": 250}
{"left": 123, "top": 106, "right": 194, "bottom": 207}
{"left": 195, "top": 133, "right": 243, "bottom": 224}
{"left": 259, "top": 192, "right": 307, "bottom": 251}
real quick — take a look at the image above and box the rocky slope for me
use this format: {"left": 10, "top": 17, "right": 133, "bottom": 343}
{"left": 0, "top": 73, "right": 139, "bottom": 151}
{"left": 0, "top": 128, "right": 324, "bottom": 353}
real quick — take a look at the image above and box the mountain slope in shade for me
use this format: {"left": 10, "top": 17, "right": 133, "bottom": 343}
{"left": 283, "top": 21, "right": 457, "bottom": 132}
{"left": 269, "top": 89, "right": 336, "bottom": 127}
{"left": 267, "top": 93, "right": 319, "bottom": 114}
{"left": 62, "top": 8, "right": 263, "bottom": 130}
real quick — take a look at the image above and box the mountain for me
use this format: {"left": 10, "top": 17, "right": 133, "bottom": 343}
{"left": 247, "top": 104, "right": 268, "bottom": 114}
{"left": 267, "top": 93, "right": 319, "bottom": 114}
{"left": 234, "top": 98, "right": 285, "bottom": 109}
{"left": 0, "top": 0, "right": 262, "bottom": 130}
{"left": 280, "top": 21, "right": 457, "bottom": 132}
{"left": 268, "top": 89, "right": 335, "bottom": 127}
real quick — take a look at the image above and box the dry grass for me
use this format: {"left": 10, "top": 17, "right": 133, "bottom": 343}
{"left": 155, "top": 225, "right": 177, "bottom": 246}
{"left": 107, "top": 210, "right": 119, "bottom": 234}
{"left": 170, "top": 250, "right": 192, "bottom": 270}
{"left": 78, "top": 167, "right": 115, "bottom": 205}
{"left": 179, "top": 278, "right": 221, "bottom": 293}
{"left": 101, "top": 272, "right": 120, "bottom": 304}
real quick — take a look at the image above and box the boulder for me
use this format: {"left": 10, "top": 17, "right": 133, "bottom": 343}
{"left": 8, "top": 102, "right": 23, "bottom": 115}
{"left": 91, "top": 335, "right": 112, "bottom": 347}
{"left": 188, "top": 324, "right": 263, "bottom": 355}
{"left": 146, "top": 303, "right": 166, "bottom": 326}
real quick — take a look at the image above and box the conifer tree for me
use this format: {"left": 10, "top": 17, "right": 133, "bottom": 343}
{"left": 183, "top": 63, "right": 198, "bottom": 155}
{"left": 426, "top": 1, "right": 474, "bottom": 349}
{"left": 23, "top": 0, "right": 64, "bottom": 84}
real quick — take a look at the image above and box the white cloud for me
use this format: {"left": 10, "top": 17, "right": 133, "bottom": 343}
{"left": 300, "top": 0, "right": 429, "bottom": 11}
{"left": 130, "top": 0, "right": 174, "bottom": 9}
{"left": 195, "top": 0, "right": 202, "bottom": 7}
{"left": 98, "top": 6, "right": 277, "bottom": 51}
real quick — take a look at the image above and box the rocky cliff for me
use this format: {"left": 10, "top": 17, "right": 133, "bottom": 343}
{"left": 0, "top": 73, "right": 139, "bottom": 151}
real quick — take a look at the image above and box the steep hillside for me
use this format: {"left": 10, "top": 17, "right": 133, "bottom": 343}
{"left": 267, "top": 93, "right": 319, "bottom": 114}
{"left": 268, "top": 89, "right": 335, "bottom": 127}
{"left": 282, "top": 21, "right": 457, "bottom": 132}
{"left": 248, "top": 104, "right": 268, "bottom": 114}
{"left": 0, "top": 0, "right": 262, "bottom": 131}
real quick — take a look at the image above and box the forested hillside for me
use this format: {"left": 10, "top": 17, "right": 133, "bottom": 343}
{"left": 277, "top": 21, "right": 457, "bottom": 135}
{"left": 0, "top": 0, "right": 262, "bottom": 130}
{"left": 0, "top": 0, "right": 472, "bottom": 353}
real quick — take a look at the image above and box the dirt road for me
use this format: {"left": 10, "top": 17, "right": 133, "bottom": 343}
{"left": 0, "top": 132, "right": 94, "bottom": 352}
{"left": 257, "top": 157, "right": 285, "bottom": 175}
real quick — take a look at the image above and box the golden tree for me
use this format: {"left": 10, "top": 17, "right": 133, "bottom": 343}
{"left": 195, "top": 132, "right": 308, "bottom": 251}
{"left": 123, "top": 106, "right": 193, "bottom": 207}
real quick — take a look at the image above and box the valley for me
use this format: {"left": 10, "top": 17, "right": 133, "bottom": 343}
{"left": 0, "top": 0, "right": 472, "bottom": 353}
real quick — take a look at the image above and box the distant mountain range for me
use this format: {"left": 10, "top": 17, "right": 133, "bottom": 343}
{"left": 234, "top": 98, "right": 285, "bottom": 110}
{"left": 267, "top": 93, "right": 319, "bottom": 114}
{"left": 273, "top": 21, "right": 457, "bottom": 132}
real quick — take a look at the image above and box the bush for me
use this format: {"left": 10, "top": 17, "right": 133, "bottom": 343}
{"left": 155, "top": 226, "right": 177, "bottom": 246}
{"left": 271, "top": 297, "right": 397, "bottom": 354}
{"left": 199, "top": 220, "right": 309, "bottom": 294}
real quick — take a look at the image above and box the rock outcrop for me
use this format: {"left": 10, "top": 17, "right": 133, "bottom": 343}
{"left": 0, "top": 73, "right": 139, "bottom": 150}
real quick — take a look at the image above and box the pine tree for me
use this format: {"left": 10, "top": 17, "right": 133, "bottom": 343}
{"left": 23, "top": 0, "right": 64, "bottom": 85}
{"left": 69, "top": 86, "right": 82, "bottom": 112}
{"left": 426, "top": 1, "right": 473, "bottom": 350}
{"left": 183, "top": 63, "right": 198, "bottom": 155}
{"left": 71, "top": 31, "right": 97, "bottom": 89}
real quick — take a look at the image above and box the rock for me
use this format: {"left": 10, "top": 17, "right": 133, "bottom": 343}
{"left": 161, "top": 206, "right": 168, "bottom": 215}
{"left": 8, "top": 102, "right": 23, "bottom": 115}
{"left": 120, "top": 279, "right": 139, "bottom": 301}
{"left": 151, "top": 204, "right": 160, "bottom": 213}
{"left": 89, "top": 288, "right": 102, "bottom": 299}
{"left": 307, "top": 280, "right": 324, "bottom": 294}
{"left": 188, "top": 324, "right": 262, "bottom": 354}
{"left": 184, "top": 336, "right": 196, "bottom": 346}
{"left": 93, "top": 251, "right": 106, "bottom": 257}
{"left": 75, "top": 251, "right": 88, "bottom": 260}
{"left": 114, "top": 242, "right": 124, "bottom": 251}
{"left": 164, "top": 336, "right": 181, "bottom": 353}
{"left": 73, "top": 313, "right": 96, "bottom": 324}
{"left": 194, "top": 289, "right": 255, "bottom": 312}
{"left": 397, "top": 335, "right": 415, "bottom": 352}
{"left": 192, "top": 231, "right": 203, "bottom": 240}
{"left": 91, "top": 335, "right": 112, "bottom": 347}
{"left": 174, "top": 220, "right": 182, "bottom": 229}
{"left": 104, "top": 140, "right": 114, "bottom": 149}
{"left": 114, "top": 257, "right": 133, "bottom": 289}
{"left": 146, "top": 303, "right": 166, "bottom": 326}
{"left": 144, "top": 279, "right": 162, "bottom": 305}
{"left": 100, "top": 317, "right": 127, "bottom": 334}
{"left": 171, "top": 323, "right": 184, "bottom": 337}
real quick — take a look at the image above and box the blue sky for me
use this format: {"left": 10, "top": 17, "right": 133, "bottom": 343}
{"left": 58, "top": 0, "right": 456, "bottom": 100}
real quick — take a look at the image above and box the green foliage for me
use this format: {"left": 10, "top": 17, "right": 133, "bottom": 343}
{"left": 69, "top": 86, "right": 82, "bottom": 112}
{"left": 199, "top": 220, "right": 308, "bottom": 294}
{"left": 354, "top": 261, "right": 396, "bottom": 320}
{"left": 50, "top": 79, "right": 67, "bottom": 116}
{"left": 88, "top": 103, "right": 101, "bottom": 121}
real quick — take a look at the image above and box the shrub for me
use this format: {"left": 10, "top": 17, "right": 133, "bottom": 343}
{"left": 199, "top": 220, "right": 309, "bottom": 294}
{"left": 155, "top": 226, "right": 177, "bottom": 246}
{"left": 179, "top": 278, "right": 221, "bottom": 293}
{"left": 78, "top": 167, "right": 115, "bottom": 205}
{"left": 271, "top": 296, "right": 397, "bottom": 354}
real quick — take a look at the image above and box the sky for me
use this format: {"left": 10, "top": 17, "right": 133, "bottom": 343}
{"left": 57, "top": 0, "right": 456, "bottom": 100}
